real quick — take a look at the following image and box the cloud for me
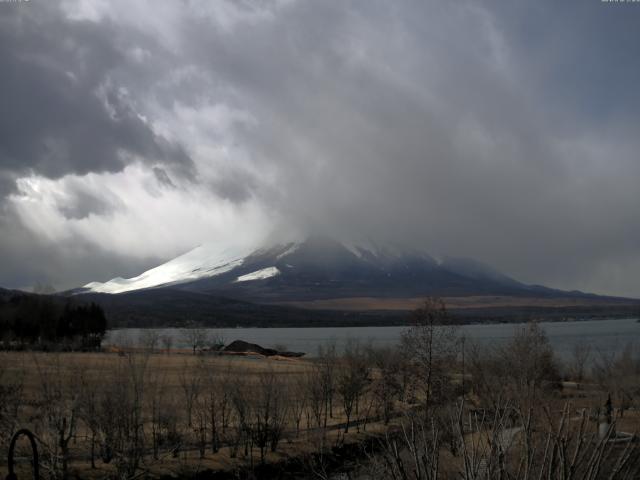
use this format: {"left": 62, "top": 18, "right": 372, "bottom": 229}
{"left": 0, "top": 2, "right": 193, "bottom": 188}
{"left": 152, "top": 167, "right": 175, "bottom": 189}
{"left": 0, "top": 207, "right": 162, "bottom": 292}
{"left": 0, "top": 0, "right": 639, "bottom": 297}
{"left": 57, "top": 187, "right": 120, "bottom": 220}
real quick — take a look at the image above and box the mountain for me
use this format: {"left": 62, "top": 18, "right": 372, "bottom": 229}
{"left": 81, "top": 235, "right": 606, "bottom": 301}
{"left": 71, "top": 236, "right": 640, "bottom": 326}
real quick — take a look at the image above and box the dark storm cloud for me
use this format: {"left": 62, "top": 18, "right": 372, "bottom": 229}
{"left": 1, "top": 0, "right": 639, "bottom": 297}
{"left": 209, "top": 168, "right": 258, "bottom": 203}
{"left": 152, "top": 167, "right": 176, "bottom": 189}
{"left": 171, "top": 0, "right": 640, "bottom": 295}
{"left": 0, "top": 3, "right": 193, "bottom": 192}
{"left": 57, "top": 187, "right": 120, "bottom": 220}
{"left": 0, "top": 208, "right": 161, "bottom": 291}
{"left": 487, "top": 1, "right": 640, "bottom": 122}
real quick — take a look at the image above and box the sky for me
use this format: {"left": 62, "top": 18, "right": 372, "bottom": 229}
{"left": 1, "top": 0, "right": 639, "bottom": 297}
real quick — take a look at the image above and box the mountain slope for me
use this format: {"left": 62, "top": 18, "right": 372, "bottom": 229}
{"left": 82, "top": 243, "right": 258, "bottom": 294}
{"left": 75, "top": 288, "right": 408, "bottom": 328}
{"left": 81, "top": 235, "right": 598, "bottom": 303}
{"left": 69, "top": 236, "right": 640, "bottom": 326}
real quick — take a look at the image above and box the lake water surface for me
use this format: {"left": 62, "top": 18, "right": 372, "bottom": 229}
{"left": 105, "top": 317, "right": 640, "bottom": 359}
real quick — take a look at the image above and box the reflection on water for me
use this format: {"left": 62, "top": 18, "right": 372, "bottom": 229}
{"left": 104, "top": 318, "right": 640, "bottom": 359}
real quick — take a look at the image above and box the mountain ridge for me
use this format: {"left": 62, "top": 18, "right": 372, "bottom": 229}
{"left": 76, "top": 235, "right": 628, "bottom": 305}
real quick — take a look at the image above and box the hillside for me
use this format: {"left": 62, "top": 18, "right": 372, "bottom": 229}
{"left": 66, "top": 236, "right": 640, "bottom": 327}
{"left": 80, "top": 236, "right": 619, "bottom": 301}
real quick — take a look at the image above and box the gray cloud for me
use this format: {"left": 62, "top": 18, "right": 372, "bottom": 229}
{"left": 0, "top": 208, "right": 161, "bottom": 291}
{"left": 57, "top": 186, "right": 121, "bottom": 220}
{"left": 152, "top": 167, "right": 176, "bottom": 189}
{"left": 0, "top": 2, "right": 193, "bottom": 191}
{"left": 0, "top": 0, "right": 639, "bottom": 297}
{"left": 209, "top": 168, "right": 258, "bottom": 203}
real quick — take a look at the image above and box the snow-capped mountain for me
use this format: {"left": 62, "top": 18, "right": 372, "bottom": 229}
{"left": 72, "top": 235, "right": 640, "bottom": 328}
{"left": 81, "top": 235, "right": 534, "bottom": 300}
{"left": 83, "top": 242, "right": 258, "bottom": 294}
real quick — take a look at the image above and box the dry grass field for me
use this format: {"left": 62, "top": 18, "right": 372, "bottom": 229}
{"left": 5, "top": 350, "right": 312, "bottom": 392}
{"left": 0, "top": 349, "right": 399, "bottom": 479}
{"left": 3, "top": 312, "right": 640, "bottom": 479}
{"left": 277, "top": 295, "right": 636, "bottom": 311}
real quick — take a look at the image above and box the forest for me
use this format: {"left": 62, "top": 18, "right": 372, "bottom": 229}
{"left": 0, "top": 291, "right": 107, "bottom": 350}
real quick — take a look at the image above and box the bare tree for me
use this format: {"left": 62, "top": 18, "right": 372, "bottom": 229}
{"left": 337, "top": 340, "right": 369, "bottom": 432}
{"left": 228, "top": 372, "right": 250, "bottom": 459}
{"left": 77, "top": 368, "right": 101, "bottom": 469}
{"left": 187, "top": 357, "right": 225, "bottom": 459}
{"left": 160, "top": 334, "right": 173, "bottom": 354}
{"left": 96, "top": 353, "right": 150, "bottom": 478}
{"left": 140, "top": 329, "right": 160, "bottom": 353}
{"left": 369, "top": 401, "right": 640, "bottom": 480}
{"left": 316, "top": 342, "right": 338, "bottom": 426}
{"left": 158, "top": 400, "right": 182, "bottom": 459}
{"left": 466, "top": 342, "right": 506, "bottom": 411}
{"left": 290, "top": 374, "right": 308, "bottom": 437}
{"left": 250, "top": 369, "right": 288, "bottom": 463}
{"left": 499, "top": 322, "right": 560, "bottom": 407}
{"left": 208, "top": 330, "right": 226, "bottom": 352}
{"left": 401, "top": 298, "right": 460, "bottom": 410}
{"left": 369, "top": 346, "right": 403, "bottom": 425}
{"left": 306, "top": 367, "right": 326, "bottom": 431}
{"left": 0, "top": 355, "right": 23, "bottom": 458}
{"left": 179, "top": 358, "right": 203, "bottom": 428}
{"left": 193, "top": 389, "right": 209, "bottom": 459}
{"left": 146, "top": 369, "right": 168, "bottom": 460}
{"left": 182, "top": 328, "right": 209, "bottom": 355}
{"left": 202, "top": 369, "right": 221, "bottom": 453}
{"left": 468, "top": 322, "right": 560, "bottom": 412}
{"left": 218, "top": 362, "right": 234, "bottom": 435}
{"left": 592, "top": 343, "right": 640, "bottom": 417}
{"left": 33, "top": 356, "right": 80, "bottom": 480}
{"left": 371, "top": 411, "right": 441, "bottom": 480}
{"left": 567, "top": 341, "right": 592, "bottom": 382}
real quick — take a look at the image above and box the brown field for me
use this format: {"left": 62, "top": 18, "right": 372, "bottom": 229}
{"left": 275, "top": 294, "right": 636, "bottom": 311}
{"left": 3, "top": 319, "right": 640, "bottom": 479}
{"left": 0, "top": 350, "right": 394, "bottom": 479}
{"left": 3, "top": 350, "right": 310, "bottom": 395}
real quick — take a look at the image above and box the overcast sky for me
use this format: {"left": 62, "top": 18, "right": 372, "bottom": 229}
{"left": 1, "top": 0, "right": 639, "bottom": 297}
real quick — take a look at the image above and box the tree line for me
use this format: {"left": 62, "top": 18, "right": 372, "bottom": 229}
{"left": 0, "top": 292, "right": 107, "bottom": 350}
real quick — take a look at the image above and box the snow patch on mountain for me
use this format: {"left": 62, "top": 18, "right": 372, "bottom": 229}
{"left": 83, "top": 242, "right": 256, "bottom": 294}
{"left": 276, "top": 243, "right": 300, "bottom": 259}
{"left": 235, "top": 266, "right": 280, "bottom": 282}
{"left": 80, "top": 235, "right": 521, "bottom": 296}
{"left": 342, "top": 238, "right": 428, "bottom": 261}
{"left": 342, "top": 240, "right": 376, "bottom": 259}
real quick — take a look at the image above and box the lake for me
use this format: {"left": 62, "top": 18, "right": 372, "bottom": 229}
{"left": 105, "top": 317, "right": 640, "bottom": 360}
